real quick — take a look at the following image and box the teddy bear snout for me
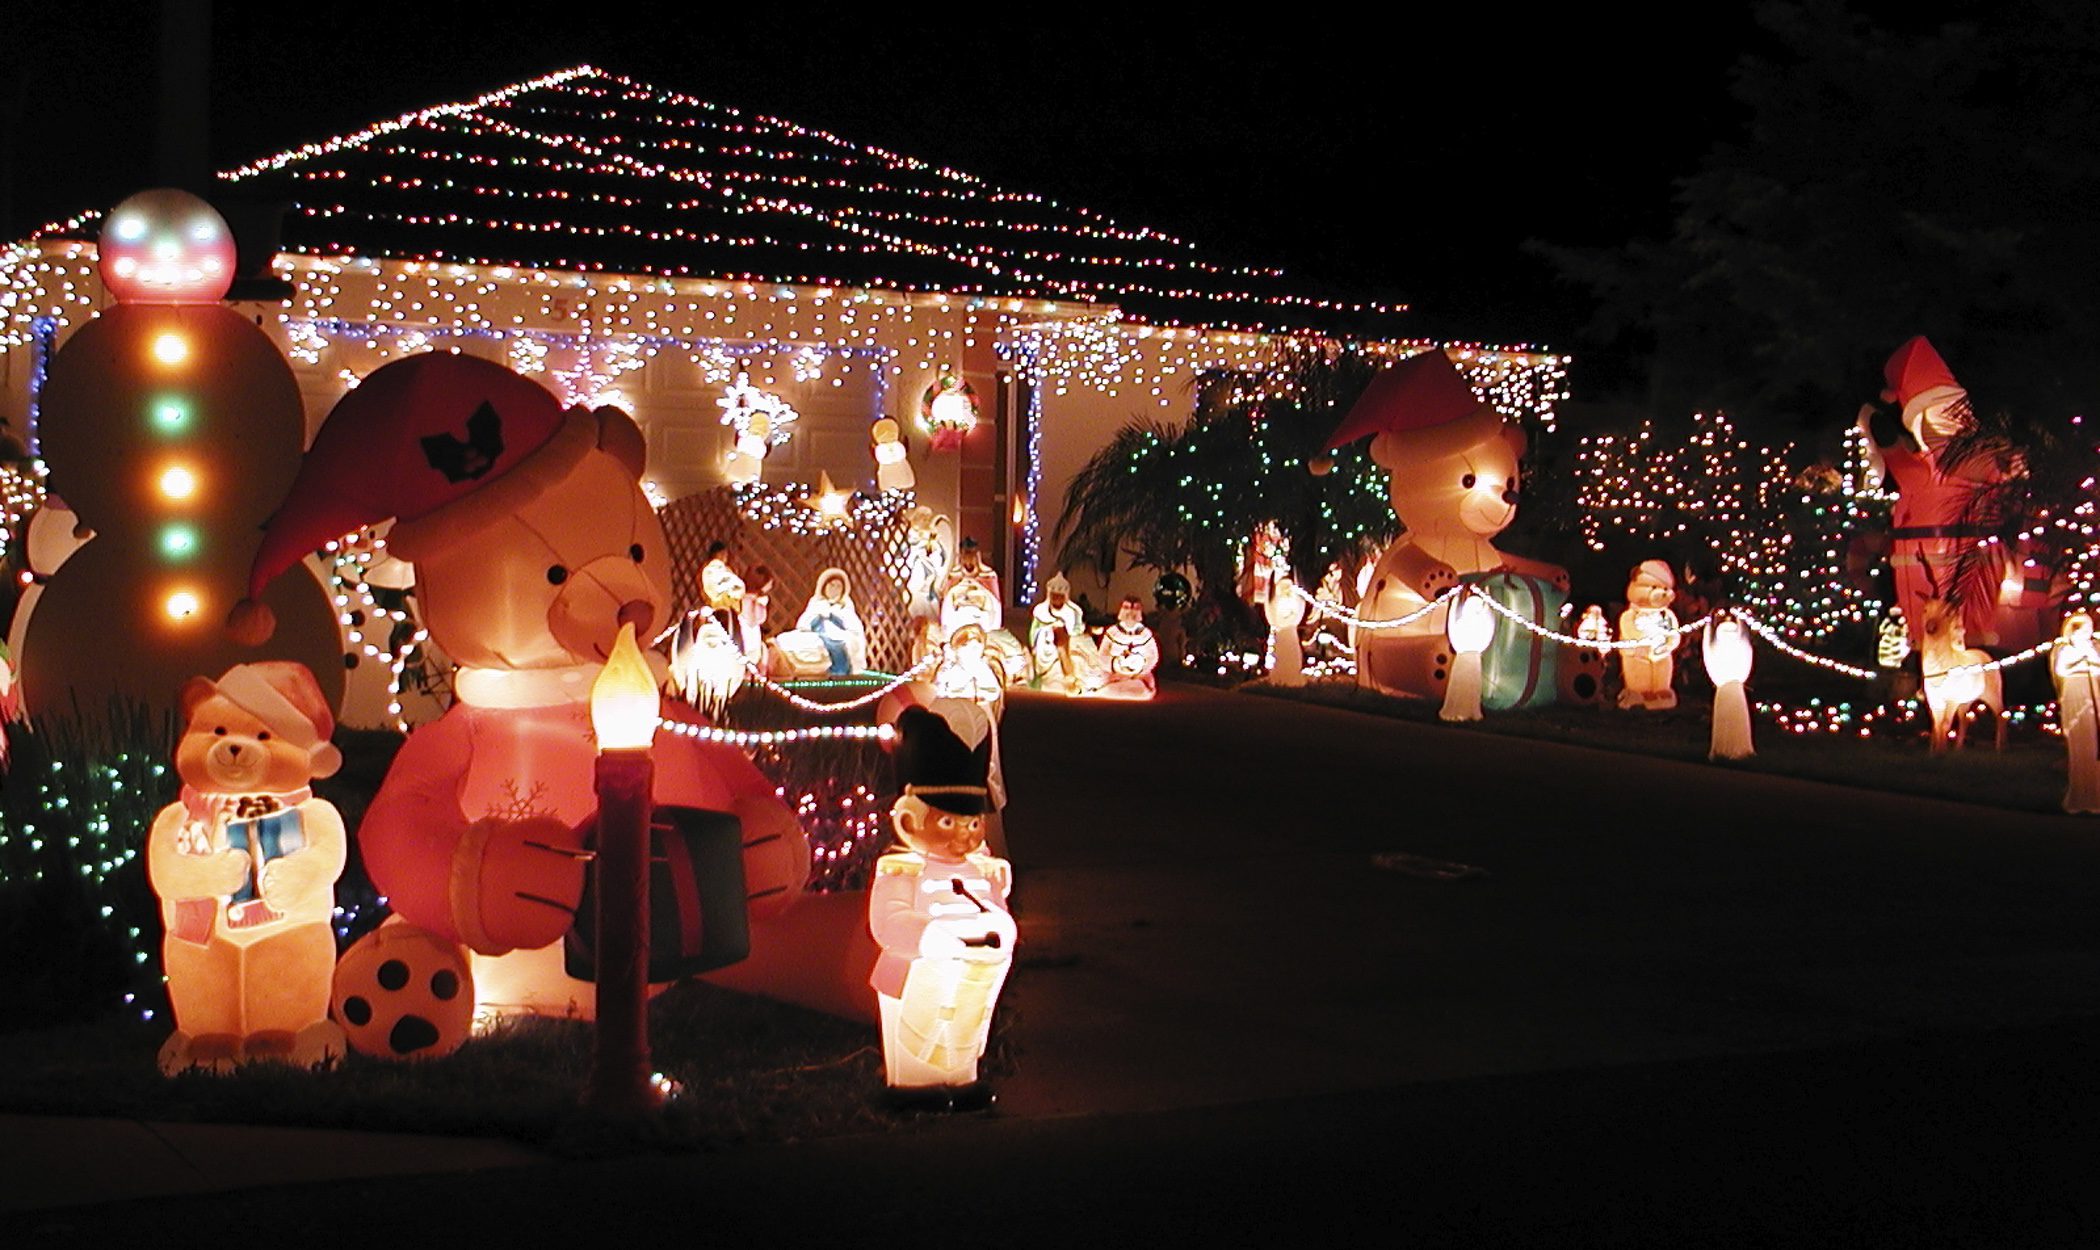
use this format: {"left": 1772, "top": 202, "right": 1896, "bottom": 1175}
{"left": 208, "top": 736, "right": 265, "bottom": 776}
{"left": 549, "top": 554, "right": 665, "bottom": 661}
{"left": 617, "top": 598, "right": 654, "bottom": 636}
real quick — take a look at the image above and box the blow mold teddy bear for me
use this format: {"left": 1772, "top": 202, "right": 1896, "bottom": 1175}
{"left": 1617, "top": 559, "right": 1681, "bottom": 710}
{"left": 234, "top": 352, "right": 809, "bottom": 1015}
{"left": 22, "top": 189, "right": 342, "bottom": 731}
{"left": 1325, "top": 350, "right": 1568, "bottom": 702}
{"left": 148, "top": 661, "right": 346, "bottom": 1074}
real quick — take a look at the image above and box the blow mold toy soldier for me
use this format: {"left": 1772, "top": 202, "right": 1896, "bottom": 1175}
{"left": 869, "top": 707, "right": 1015, "bottom": 1110}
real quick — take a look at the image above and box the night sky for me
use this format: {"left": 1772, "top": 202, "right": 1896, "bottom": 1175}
{"left": 5, "top": 4, "right": 1767, "bottom": 395}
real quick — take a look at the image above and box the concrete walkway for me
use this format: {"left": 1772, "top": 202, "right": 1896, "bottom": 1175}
{"left": 8, "top": 682, "right": 2100, "bottom": 1238}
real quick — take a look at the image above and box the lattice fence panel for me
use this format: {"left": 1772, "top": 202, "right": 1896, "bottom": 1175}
{"left": 661, "top": 485, "right": 918, "bottom": 673}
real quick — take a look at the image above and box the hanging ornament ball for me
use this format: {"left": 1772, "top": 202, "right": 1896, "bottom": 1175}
{"left": 1154, "top": 571, "right": 1193, "bottom": 612}
{"left": 1308, "top": 454, "right": 1334, "bottom": 477}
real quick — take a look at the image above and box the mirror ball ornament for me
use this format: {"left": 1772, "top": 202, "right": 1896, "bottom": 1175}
{"left": 1153, "top": 571, "right": 1193, "bottom": 612}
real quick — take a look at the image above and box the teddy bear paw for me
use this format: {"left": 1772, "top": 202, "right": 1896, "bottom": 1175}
{"left": 1418, "top": 565, "right": 1459, "bottom": 599}
{"left": 160, "top": 1031, "right": 243, "bottom": 1075}
{"left": 451, "top": 815, "right": 589, "bottom": 955}
{"left": 289, "top": 1019, "right": 347, "bottom": 1069}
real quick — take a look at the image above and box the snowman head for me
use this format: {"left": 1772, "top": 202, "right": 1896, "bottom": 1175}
{"left": 99, "top": 189, "right": 236, "bottom": 303}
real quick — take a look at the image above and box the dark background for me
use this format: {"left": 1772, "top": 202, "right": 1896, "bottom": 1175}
{"left": 0, "top": 3, "right": 1774, "bottom": 395}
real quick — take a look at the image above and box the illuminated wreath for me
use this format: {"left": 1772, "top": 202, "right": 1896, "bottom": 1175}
{"left": 919, "top": 368, "right": 979, "bottom": 452}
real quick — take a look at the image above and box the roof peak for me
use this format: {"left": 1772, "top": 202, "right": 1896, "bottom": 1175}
{"left": 144, "top": 64, "right": 1402, "bottom": 334}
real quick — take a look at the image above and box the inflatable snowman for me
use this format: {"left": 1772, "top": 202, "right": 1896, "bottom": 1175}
{"left": 21, "top": 189, "right": 342, "bottom": 728}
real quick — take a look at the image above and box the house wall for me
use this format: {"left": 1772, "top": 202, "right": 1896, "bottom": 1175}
{"left": 0, "top": 244, "right": 1562, "bottom": 629}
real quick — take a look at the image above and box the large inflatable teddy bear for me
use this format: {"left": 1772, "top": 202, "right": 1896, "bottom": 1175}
{"left": 1325, "top": 350, "right": 1567, "bottom": 701}
{"left": 148, "top": 661, "right": 346, "bottom": 1074}
{"left": 235, "top": 353, "right": 809, "bottom": 1015}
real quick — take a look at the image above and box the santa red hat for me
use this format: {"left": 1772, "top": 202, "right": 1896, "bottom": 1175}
{"left": 1631, "top": 559, "right": 1676, "bottom": 590}
{"left": 208, "top": 661, "right": 341, "bottom": 778}
{"left": 1325, "top": 349, "right": 1498, "bottom": 456}
{"left": 228, "top": 353, "right": 608, "bottom": 644}
{"left": 1880, "top": 336, "right": 1963, "bottom": 406}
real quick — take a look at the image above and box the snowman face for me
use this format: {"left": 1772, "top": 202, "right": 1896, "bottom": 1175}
{"left": 100, "top": 189, "right": 236, "bottom": 303}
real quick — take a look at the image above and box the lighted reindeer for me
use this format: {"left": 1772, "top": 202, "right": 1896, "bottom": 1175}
{"left": 1918, "top": 598, "right": 2005, "bottom": 752}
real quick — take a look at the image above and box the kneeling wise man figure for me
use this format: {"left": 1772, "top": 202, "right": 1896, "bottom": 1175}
{"left": 869, "top": 707, "right": 1016, "bottom": 1109}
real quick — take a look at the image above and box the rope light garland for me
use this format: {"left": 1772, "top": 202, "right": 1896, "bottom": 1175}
{"left": 1469, "top": 592, "right": 1717, "bottom": 652}
{"left": 743, "top": 654, "right": 938, "bottom": 713}
{"left": 1287, "top": 583, "right": 1458, "bottom": 630}
{"left": 659, "top": 716, "right": 895, "bottom": 748}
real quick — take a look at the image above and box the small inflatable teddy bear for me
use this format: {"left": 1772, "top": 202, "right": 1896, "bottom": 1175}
{"left": 148, "top": 661, "right": 346, "bottom": 1074}
{"left": 1325, "top": 349, "right": 1567, "bottom": 701}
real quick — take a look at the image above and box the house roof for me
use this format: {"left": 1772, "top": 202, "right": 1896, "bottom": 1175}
{"left": 118, "top": 66, "right": 1402, "bottom": 336}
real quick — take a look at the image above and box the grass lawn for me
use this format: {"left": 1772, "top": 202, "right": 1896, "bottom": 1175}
{"left": 0, "top": 979, "right": 1017, "bottom": 1155}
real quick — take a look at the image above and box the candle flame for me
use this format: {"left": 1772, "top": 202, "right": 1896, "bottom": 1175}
{"left": 592, "top": 622, "right": 661, "bottom": 750}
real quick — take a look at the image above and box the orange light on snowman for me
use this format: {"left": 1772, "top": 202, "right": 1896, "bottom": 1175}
{"left": 164, "top": 589, "right": 202, "bottom": 620}
{"left": 152, "top": 333, "right": 191, "bottom": 366}
{"left": 159, "top": 464, "right": 198, "bottom": 500}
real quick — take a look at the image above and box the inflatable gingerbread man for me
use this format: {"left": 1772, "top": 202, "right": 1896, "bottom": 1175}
{"left": 1325, "top": 349, "right": 1567, "bottom": 702}
{"left": 236, "top": 353, "right": 809, "bottom": 1015}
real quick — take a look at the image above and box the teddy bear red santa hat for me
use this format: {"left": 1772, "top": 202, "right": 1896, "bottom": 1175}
{"left": 227, "top": 353, "right": 643, "bottom": 644}
{"left": 1325, "top": 347, "right": 1505, "bottom": 457}
{"left": 207, "top": 661, "right": 342, "bottom": 778}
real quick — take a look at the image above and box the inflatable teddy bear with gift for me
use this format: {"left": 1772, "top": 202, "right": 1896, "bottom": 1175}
{"left": 234, "top": 353, "right": 809, "bottom": 1015}
{"left": 1325, "top": 350, "right": 1567, "bottom": 702}
{"left": 148, "top": 661, "right": 346, "bottom": 1074}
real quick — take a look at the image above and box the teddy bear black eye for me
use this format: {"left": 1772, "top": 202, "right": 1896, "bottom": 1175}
{"left": 214, "top": 726, "right": 228, "bottom": 736}
{"left": 1462, "top": 473, "right": 1477, "bottom": 489}
{"left": 629, "top": 544, "right": 644, "bottom": 563}
{"left": 547, "top": 565, "right": 568, "bottom": 585}
{"left": 257, "top": 731, "right": 271, "bottom": 741}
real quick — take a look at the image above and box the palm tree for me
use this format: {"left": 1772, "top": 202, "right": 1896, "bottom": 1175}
{"left": 1052, "top": 342, "right": 1393, "bottom": 630}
